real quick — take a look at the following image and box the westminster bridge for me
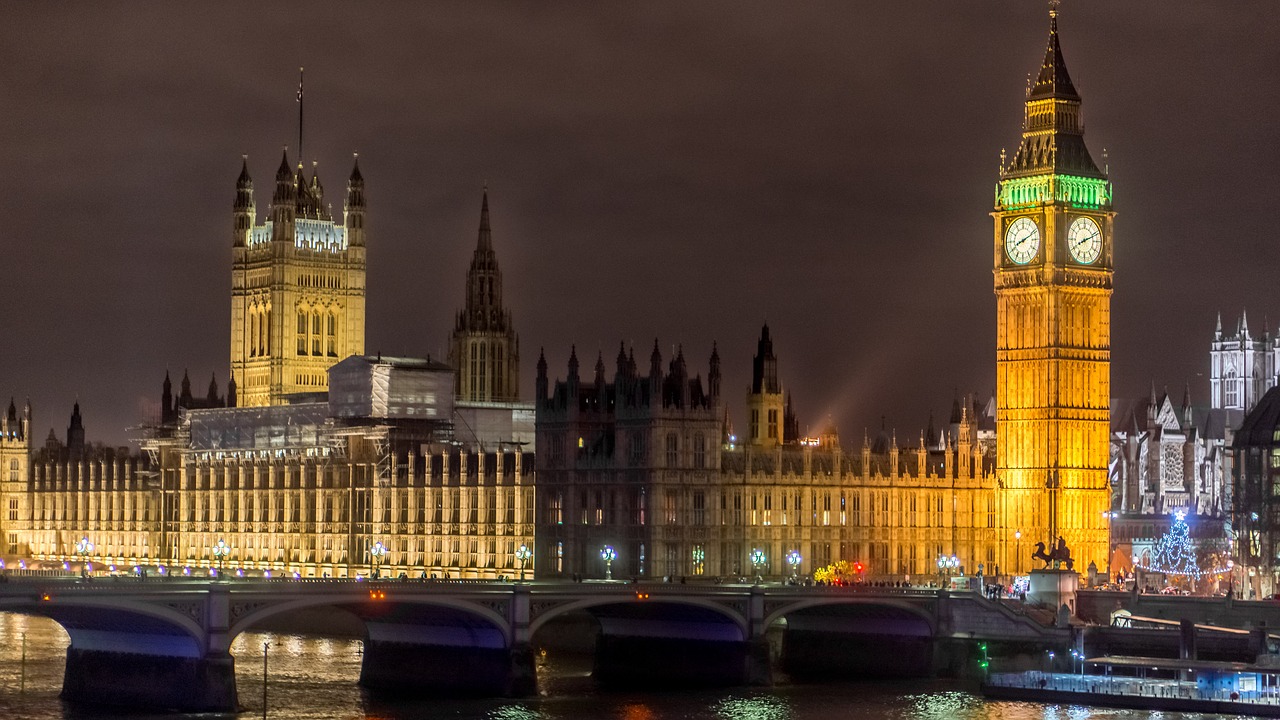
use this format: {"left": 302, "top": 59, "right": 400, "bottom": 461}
{"left": 0, "top": 577, "right": 1063, "bottom": 712}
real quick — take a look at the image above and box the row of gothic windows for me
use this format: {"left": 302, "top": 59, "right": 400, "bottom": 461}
{"left": 248, "top": 306, "right": 271, "bottom": 358}
{"left": 297, "top": 311, "right": 339, "bottom": 357}
{"left": 466, "top": 340, "right": 509, "bottom": 399}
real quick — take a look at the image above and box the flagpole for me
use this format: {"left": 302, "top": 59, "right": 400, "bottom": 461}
{"left": 297, "top": 67, "right": 304, "bottom": 166}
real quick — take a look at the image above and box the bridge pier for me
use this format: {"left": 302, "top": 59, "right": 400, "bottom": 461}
{"left": 507, "top": 642, "right": 538, "bottom": 696}
{"left": 359, "top": 635, "right": 513, "bottom": 695}
{"left": 62, "top": 648, "right": 237, "bottom": 712}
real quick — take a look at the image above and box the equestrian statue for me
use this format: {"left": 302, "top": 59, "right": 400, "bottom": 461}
{"left": 1032, "top": 536, "right": 1074, "bottom": 571}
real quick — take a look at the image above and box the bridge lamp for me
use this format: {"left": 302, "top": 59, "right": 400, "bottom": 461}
{"left": 600, "top": 545, "right": 617, "bottom": 581}
{"left": 212, "top": 539, "right": 231, "bottom": 575}
{"left": 786, "top": 550, "right": 802, "bottom": 580}
{"left": 76, "top": 536, "right": 94, "bottom": 577}
{"left": 183, "top": 566, "right": 191, "bottom": 576}
{"left": 515, "top": 544, "right": 532, "bottom": 582}
{"left": 750, "top": 548, "right": 766, "bottom": 582}
{"left": 369, "top": 541, "right": 388, "bottom": 578}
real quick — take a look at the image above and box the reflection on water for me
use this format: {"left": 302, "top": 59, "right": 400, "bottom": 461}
{"left": 0, "top": 612, "right": 1251, "bottom": 720}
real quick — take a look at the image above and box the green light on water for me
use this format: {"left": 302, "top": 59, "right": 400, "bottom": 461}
{"left": 716, "top": 696, "right": 790, "bottom": 720}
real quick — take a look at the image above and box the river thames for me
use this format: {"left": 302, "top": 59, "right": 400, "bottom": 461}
{"left": 0, "top": 611, "right": 1253, "bottom": 720}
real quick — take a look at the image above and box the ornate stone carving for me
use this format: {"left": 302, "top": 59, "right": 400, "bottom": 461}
{"left": 163, "top": 601, "right": 203, "bottom": 625}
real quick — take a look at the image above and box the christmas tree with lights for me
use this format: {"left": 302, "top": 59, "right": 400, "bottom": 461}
{"left": 1148, "top": 510, "right": 1200, "bottom": 578}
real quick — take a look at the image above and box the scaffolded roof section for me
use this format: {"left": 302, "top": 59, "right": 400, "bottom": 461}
{"left": 328, "top": 355, "right": 455, "bottom": 420}
{"left": 186, "top": 403, "right": 329, "bottom": 451}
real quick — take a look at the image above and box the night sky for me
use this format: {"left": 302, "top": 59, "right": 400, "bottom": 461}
{"left": 2, "top": 2, "right": 1277, "bottom": 447}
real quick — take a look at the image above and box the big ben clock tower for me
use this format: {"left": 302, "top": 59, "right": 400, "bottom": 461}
{"left": 995, "top": 3, "right": 1113, "bottom": 575}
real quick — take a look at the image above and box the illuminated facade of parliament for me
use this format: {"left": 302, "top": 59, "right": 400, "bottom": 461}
{"left": 2, "top": 9, "right": 1115, "bottom": 583}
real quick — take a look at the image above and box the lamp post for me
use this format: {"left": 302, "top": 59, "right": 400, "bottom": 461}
{"left": 515, "top": 544, "right": 532, "bottom": 582}
{"left": 369, "top": 541, "right": 387, "bottom": 579}
{"left": 75, "top": 536, "right": 94, "bottom": 578}
{"left": 212, "top": 539, "right": 230, "bottom": 578}
{"left": 937, "top": 554, "right": 959, "bottom": 587}
{"left": 1014, "top": 530, "right": 1022, "bottom": 576}
{"left": 785, "top": 550, "right": 801, "bottom": 582}
{"left": 750, "top": 548, "right": 766, "bottom": 583}
{"left": 600, "top": 545, "right": 616, "bottom": 581}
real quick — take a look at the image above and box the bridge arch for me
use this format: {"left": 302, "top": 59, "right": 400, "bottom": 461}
{"left": 762, "top": 597, "right": 937, "bottom": 636}
{"left": 529, "top": 595, "right": 749, "bottom": 640}
{"left": 228, "top": 593, "right": 512, "bottom": 647}
{"left": 14, "top": 596, "right": 209, "bottom": 658}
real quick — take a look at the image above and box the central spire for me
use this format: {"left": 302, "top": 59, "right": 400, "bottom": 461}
{"left": 1001, "top": 2, "right": 1103, "bottom": 180}
{"left": 477, "top": 186, "right": 492, "bottom": 251}
{"left": 1029, "top": 0, "right": 1079, "bottom": 101}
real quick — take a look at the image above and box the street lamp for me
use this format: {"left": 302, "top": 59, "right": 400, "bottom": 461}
{"left": 515, "top": 544, "right": 532, "bottom": 581}
{"left": 936, "top": 554, "right": 959, "bottom": 584}
{"left": 750, "top": 548, "right": 766, "bottom": 582}
{"left": 600, "top": 545, "right": 616, "bottom": 581}
{"left": 369, "top": 541, "right": 387, "bottom": 579}
{"left": 786, "top": 550, "right": 802, "bottom": 582}
{"left": 75, "top": 536, "right": 94, "bottom": 577}
{"left": 212, "top": 539, "right": 230, "bottom": 578}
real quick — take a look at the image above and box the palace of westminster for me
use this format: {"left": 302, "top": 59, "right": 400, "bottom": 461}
{"left": 1, "top": 9, "right": 1272, "bottom": 590}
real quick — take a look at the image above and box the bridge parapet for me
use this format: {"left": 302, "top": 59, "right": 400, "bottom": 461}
{"left": 0, "top": 579, "right": 1061, "bottom": 711}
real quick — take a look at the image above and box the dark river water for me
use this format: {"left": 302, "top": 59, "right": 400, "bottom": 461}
{"left": 0, "top": 611, "right": 1252, "bottom": 720}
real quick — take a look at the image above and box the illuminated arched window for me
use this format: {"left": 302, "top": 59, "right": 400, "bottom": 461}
{"left": 297, "top": 311, "right": 307, "bottom": 356}
{"left": 311, "top": 312, "right": 322, "bottom": 356}
{"left": 1226, "top": 369, "right": 1239, "bottom": 408}
{"left": 327, "top": 313, "right": 337, "bottom": 357}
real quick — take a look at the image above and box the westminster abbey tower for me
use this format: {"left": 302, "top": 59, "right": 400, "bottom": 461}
{"left": 993, "top": 5, "right": 1113, "bottom": 573}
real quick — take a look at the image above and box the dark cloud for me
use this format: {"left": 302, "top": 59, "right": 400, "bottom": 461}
{"left": 1, "top": 1, "right": 1277, "bottom": 444}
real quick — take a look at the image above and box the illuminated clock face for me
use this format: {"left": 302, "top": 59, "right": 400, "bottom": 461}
{"left": 1067, "top": 216, "right": 1102, "bottom": 264}
{"left": 1004, "top": 217, "right": 1040, "bottom": 265}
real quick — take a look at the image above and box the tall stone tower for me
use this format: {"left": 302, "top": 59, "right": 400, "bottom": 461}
{"left": 449, "top": 189, "right": 520, "bottom": 402}
{"left": 0, "top": 399, "right": 31, "bottom": 555}
{"left": 994, "top": 5, "right": 1114, "bottom": 574}
{"left": 229, "top": 151, "right": 366, "bottom": 406}
{"left": 746, "top": 324, "right": 784, "bottom": 448}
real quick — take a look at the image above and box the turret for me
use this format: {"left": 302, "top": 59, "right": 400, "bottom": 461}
{"left": 3, "top": 397, "right": 17, "bottom": 439}
{"left": 271, "top": 149, "right": 297, "bottom": 239}
{"left": 309, "top": 162, "right": 327, "bottom": 219}
{"left": 535, "top": 349, "right": 548, "bottom": 403}
{"left": 179, "top": 370, "right": 193, "bottom": 406}
{"left": 207, "top": 373, "right": 220, "bottom": 405}
{"left": 567, "top": 346, "right": 580, "bottom": 397}
{"left": 161, "top": 371, "right": 172, "bottom": 423}
{"left": 747, "top": 324, "right": 785, "bottom": 447}
{"left": 614, "top": 342, "right": 629, "bottom": 382}
{"left": 67, "top": 402, "right": 85, "bottom": 455}
{"left": 227, "top": 372, "right": 237, "bottom": 409}
{"left": 345, "top": 154, "right": 365, "bottom": 247}
{"left": 594, "top": 351, "right": 607, "bottom": 390}
{"left": 233, "top": 156, "right": 255, "bottom": 247}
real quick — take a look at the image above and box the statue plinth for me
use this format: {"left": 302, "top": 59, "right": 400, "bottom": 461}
{"left": 1028, "top": 568, "right": 1079, "bottom": 618}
